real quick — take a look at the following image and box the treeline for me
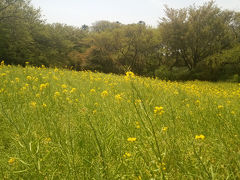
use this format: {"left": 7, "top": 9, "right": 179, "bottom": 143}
{"left": 1, "top": 0, "right": 240, "bottom": 81}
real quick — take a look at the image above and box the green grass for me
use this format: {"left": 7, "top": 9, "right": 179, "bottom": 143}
{"left": 0, "top": 63, "right": 240, "bottom": 179}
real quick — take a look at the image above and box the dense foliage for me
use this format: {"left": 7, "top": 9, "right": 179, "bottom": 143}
{"left": 0, "top": 64, "right": 240, "bottom": 179}
{"left": 0, "top": 0, "right": 239, "bottom": 81}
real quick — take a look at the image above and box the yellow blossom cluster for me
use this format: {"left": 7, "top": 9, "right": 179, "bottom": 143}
{"left": 126, "top": 71, "right": 135, "bottom": 77}
{"left": 136, "top": 121, "right": 140, "bottom": 129}
{"left": 195, "top": 134, "right": 205, "bottom": 140}
{"left": 123, "top": 152, "right": 131, "bottom": 158}
{"left": 54, "top": 91, "right": 60, "bottom": 97}
{"left": 127, "top": 137, "right": 137, "bottom": 142}
{"left": 154, "top": 106, "right": 164, "bottom": 115}
{"left": 40, "top": 83, "right": 49, "bottom": 91}
{"left": 70, "top": 88, "right": 76, "bottom": 93}
{"left": 101, "top": 90, "right": 108, "bottom": 97}
{"left": 125, "top": 71, "right": 135, "bottom": 80}
{"left": 90, "top": 89, "right": 96, "bottom": 93}
{"left": 115, "top": 94, "right": 122, "bottom": 101}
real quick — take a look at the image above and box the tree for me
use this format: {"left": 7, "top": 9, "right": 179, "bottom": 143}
{"left": 0, "top": 0, "right": 86, "bottom": 68}
{"left": 81, "top": 24, "right": 89, "bottom": 31}
{"left": 0, "top": 0, "right": 25, "bottom": 21}
{"left": 85, "top": 23, "right": 162, "bottom": 75}
{"left": 0, "top": 0, "right": 42, "bottom": 65}
{"left": 91, "top": 20, "right": 121, "bottom": 33}
{"left": 159, "top": 1, "right": 235, "bottom": 71}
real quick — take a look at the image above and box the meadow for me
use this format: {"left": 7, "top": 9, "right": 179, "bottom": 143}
{"left": 0, "top": 61, "right": 240, "bottom": 179}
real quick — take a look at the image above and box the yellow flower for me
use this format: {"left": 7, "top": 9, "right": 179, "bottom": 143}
{"left": 125, "top": 71, "right": 135, "bottom": 80}
{"left": 162, "top": 127, "right": 168, "bottom": 132}
{"left": 30, "top": 101, "right": 37, "bottom": 108}
{"left": 26, "top": 76, "right": 32, "bottom": 80}
{"left": 61, "top": 84, "right": 67, "bottom": 89}
{"left": 62, "top": 89, "right": 68, "bottom": 93}
{"left": 115, "top": 94, "right": 122, "bottom": 101}
{"left": 218, "top": 105, "right": 224, "bottom": 109}
{"left": 1, "top": 60, "right": 4, "bottom": 66}
{"left": 42, "top": 103, "right": 47, "bottom": 107}
{"left": 136, "top": 121, "right": 140, "bottom": 129}
{"left": 195, "top": 134, "right": 205, "bottom": 140}
{"left": 25, "top": 61, "right": 29, "bottom": 65}
{"left": 101, "top": 90, "right": 108, "bottom": 97}
{"left": 66, "top": 97, "right": 72, "bottom": 104}
{"left": 54, "top": 92, "right": 60, "bottom": 97}
{"left": 135, "top": 99, "right": 142, "bottom": 104}
{"left": 126, "top": 71, "right": 135, "bottom": 77}
{"left": 90, "top": 89, "right": 96, "bottom": 93}
{"left": 8, "top": 157, "right": 16, "bottom": 164}
{"left": 157, "top": 162, "right": 166, "bottom": 171}
{"left": 36, "top": 93, "right": 40, "bottom": 98}
{"left": 123, "top": 152, "right": 131, "bottom": 158}
{"left": 70, "top": 88, "right": 76, "bottom": 93}
{"left": 15, "top": 77, "right": 20, "bottom": 82}
{"left": 154, "top": 106, "right": 164, "bottom": 115}
{"left": 40, "top": 83, "right": 48, "bottom": 91}
{"left": 127, "top": 137, "right": 137, "bottom": 142}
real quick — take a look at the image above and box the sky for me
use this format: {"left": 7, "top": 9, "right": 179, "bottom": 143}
{"left": 31, "top": 0, "right": 240, "bottom": 28}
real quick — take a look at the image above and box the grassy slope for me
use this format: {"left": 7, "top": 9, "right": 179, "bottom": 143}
{"left": 0, "top": 64, "right": 240, "bottom": 179}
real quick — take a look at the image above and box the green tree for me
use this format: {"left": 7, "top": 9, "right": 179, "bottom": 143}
{"left": 0, "top": 0, "right": 42, "bottom": 64}
{"left": 85, "top": 23, "right": 162, "bottom": 75}
{"left": 159, "top": 1, "right": 235, "bottom": 71}
{"left": 91, "top": 20, "right": 121, "bottom": 33}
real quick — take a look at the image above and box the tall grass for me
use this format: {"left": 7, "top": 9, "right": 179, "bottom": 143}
{"left": 0, "top": 62, "right": 239, "bottom": 179}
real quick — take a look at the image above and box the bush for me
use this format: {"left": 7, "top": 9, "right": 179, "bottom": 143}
{"left": 155, "top": 66, "right": 172, "bottom": 80}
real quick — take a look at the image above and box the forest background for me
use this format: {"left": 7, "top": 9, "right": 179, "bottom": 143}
{"left": 1, "top": 0, "right": 240, "bottom": 81}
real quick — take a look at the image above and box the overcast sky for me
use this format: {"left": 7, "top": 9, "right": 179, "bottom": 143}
{"left": 31, "top": 0, "right": 240, "bottom": 27}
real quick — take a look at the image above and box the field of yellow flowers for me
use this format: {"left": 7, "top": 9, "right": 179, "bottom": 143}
{"left": 0, "top": 61, "right": 240, "bottom": 179}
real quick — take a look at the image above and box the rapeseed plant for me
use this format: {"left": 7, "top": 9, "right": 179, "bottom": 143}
{"left": 0, "top": 64, "right": 239, "bottom": 179}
